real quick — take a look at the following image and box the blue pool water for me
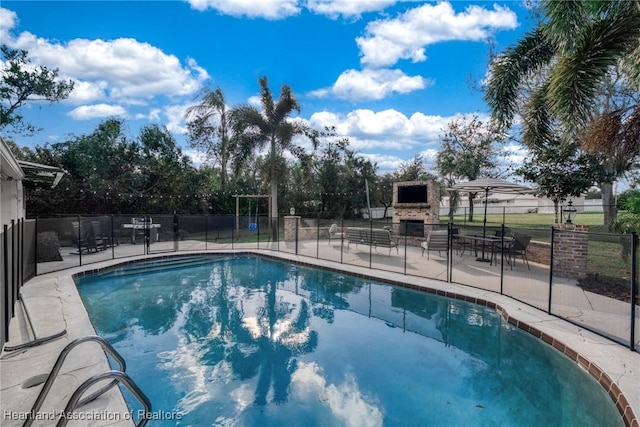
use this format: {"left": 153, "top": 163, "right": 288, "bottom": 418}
{"left": 75, "top": 255, "right": 622, "bottom": 426}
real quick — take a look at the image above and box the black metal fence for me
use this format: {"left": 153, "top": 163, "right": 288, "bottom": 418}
{"left": 1, "top": 219, "right": 36, "bottom": 349}
{"left": 2, "top": 214, "right": 637, "bottom": 352}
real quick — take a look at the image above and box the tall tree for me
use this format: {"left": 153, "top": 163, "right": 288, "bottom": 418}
{"left": 436, "top": 115, "right": 502, "bottom": 222}
{"left": 137, "top": 124, "right": 203, "bottom": 213}
{"left": 312, "top": 128, "right": 377, "bottom": 218}
{"left": 393, "top": 154, "right": 436, "bottom": 182}
{"left": 184, "top": 86, "right": 236, "bottom": 187}
{"left": 231, "top": 77, "right": 318, "bottom": 234}
{"left": 580, "top": 69, "right": 640, "bottom": 228}
{"left": 516, "top": 139, "right": 610, "bottom": 223}
{"left": 0, "top": 45, "right": 74, "bottom": 135}
{"left": 485, "top": 1, "right": 640, "bottom": 228}
{"left": 485, "top": 0, "right": 640, "bottom": 145}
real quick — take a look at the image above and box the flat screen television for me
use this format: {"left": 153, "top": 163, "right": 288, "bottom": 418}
{"left": 397, "top": 184, "right": 428, "bottom": 204}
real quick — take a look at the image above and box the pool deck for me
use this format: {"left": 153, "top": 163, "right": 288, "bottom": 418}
{"left": 2, "top": 242, "right": 639, "bottom": 426}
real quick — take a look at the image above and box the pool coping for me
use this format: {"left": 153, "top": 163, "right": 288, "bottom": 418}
{"left": 3, "top": 250, "right": 639, "bottom": 427}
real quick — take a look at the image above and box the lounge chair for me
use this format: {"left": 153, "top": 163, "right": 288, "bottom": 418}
{"left": 90, "top": 220, "right": 108, "bottom": 251}
{"left": 70, "top": 222, "right": 90, "bottom": 253}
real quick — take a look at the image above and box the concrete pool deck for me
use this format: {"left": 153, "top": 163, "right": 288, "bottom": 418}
{"left": 2, "top": 247, "right": 639, "bottom": 426}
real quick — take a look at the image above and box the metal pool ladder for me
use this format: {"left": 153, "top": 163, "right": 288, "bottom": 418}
{"left": 24, "top": 335, "right": 152, "bottom": 427}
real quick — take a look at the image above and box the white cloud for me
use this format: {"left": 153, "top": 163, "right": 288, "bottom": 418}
{"left": 184, "top": 148, "right": 208, "bottom": 167}
{"left": 68, "top": 104, "right": 127, "bottom": 120}
{"left": 306, "top": 0, "right": 396, "bottom": 19}
{"left": 247, "top": 95, "right": 262, "bottom": 108}
{"left": 0, "top": 8, "right": 17, "bottom": 40}
{"left": 186, "top": 0, "right": 300, "bottom": 19}
{"left": 359, "top": 153, "right": 405, "bottom": 173}
{"left": 309, "top": 109, "right": 457, "bottom": 151}
{"left": 164, "top": 103, "right": 192, "bottom": 135}
{"left": 291, "top": 362, "right": 383, "bottom": 427}
{"left": 66, "top": 80, "right": 108, "bottom": 104}
{"left": 502, "top": 142, "right": 528, "bottom": 165}
{"left": 357, "top": 2, "right": 518, "bottom": 68}
{"left": 3, "top": 21, "right": 208, "bottom": 106}
{"left": 134, "top": 108, "right": 162, "bottom": 121}
{"left": 310, "top": 68, "right": 432, "bottom": 101}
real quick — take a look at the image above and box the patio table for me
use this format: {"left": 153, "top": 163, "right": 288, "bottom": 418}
{"left": 459, "top": 235, "right": 513, "bottom": 265}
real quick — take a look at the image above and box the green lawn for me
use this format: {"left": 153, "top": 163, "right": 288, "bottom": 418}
{"left": 449, "top": 211, "right": 606, "bottom": 231}
{"left": 449, "top": 212, "right": 631, "bottom": 283}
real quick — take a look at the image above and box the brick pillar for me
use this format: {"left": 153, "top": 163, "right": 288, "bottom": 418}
{"left": 284, "top": 216, "right": 300, "bottom": 242}
{"left": 552, "top": 224, "right": 589, "bottom": 279}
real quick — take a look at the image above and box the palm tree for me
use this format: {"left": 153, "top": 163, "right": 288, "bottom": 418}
{"left": 485, "top": 0, "right": 640, "bottom": 228}
{"left": 184, "top": 86, "right": 235, "bottom": 186}
{"left": 485, "top": 0, "right": 640, "bottom": 146}
{"left": 231, "top": 76, "right": 318, "bottom": 237}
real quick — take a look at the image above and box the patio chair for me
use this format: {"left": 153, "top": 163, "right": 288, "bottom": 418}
{"left": 421, "top": 230, "right": 449, "bottom": 259}
{"left": 451, "top": 228, "right": 471, "bottom": 256}
{"left": 328, "top": 223, "right": 345, "bottom": 245}
{"left": 70, "top": 222, "right": 90, "bottom": 253}
{"left": 506, "top": 232, "right": 531, "bottom": 270}
{"left": 90, "top": 220, "right": 108, "bottom": 251}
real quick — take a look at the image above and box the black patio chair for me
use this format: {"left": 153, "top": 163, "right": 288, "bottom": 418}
{"left": 507, "top": 233, "right": 531, "bottom": 270}
{"left": 451, "top": 228, "right": 471, "bottom": 256}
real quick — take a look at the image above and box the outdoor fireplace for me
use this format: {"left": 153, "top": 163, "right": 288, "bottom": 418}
{"left": 392, "top": 180, "right": 440, "bottom": 238}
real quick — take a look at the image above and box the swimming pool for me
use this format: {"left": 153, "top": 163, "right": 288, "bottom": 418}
{"left": 75, "top": 255, "right": 622, "bottom": 426}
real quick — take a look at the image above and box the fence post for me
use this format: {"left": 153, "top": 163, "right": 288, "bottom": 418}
{"left": 447, "top": 223, "right": 452, "bottom": 283}
{"left": 548, "top": 227, "right": 555, "bottom": 314}
{"left": 499, "top": 223, "right": 505, "bottom": 295}
{"left": 110, "top": 216, "right": 115, "bottom": 259}
{"left": 3, "top": 224, "right": 9, "bottom": 343}
{"left": 12, "top": 220, "right": 17, "bottom": 307}
{"left": 205, "top": 215, "right": 209, "bottom": 251}
{"left": 34, "top": 218, "right": 38, "bottom": 276}
{"left": 77, "top": 215, "right": 82, "bottom": 266}
{"left": 631, "top": 232, "right": 637, "bottom": 351}
{"left": 316, "top": 212, "right": 320, "bottom": 259}
{"left": 17, "top": 219, "right": 22, "bottom": 294}
{"left": 295, "top": 217, "right": 299, "bottom": 255}
{"left": 340, "top": 218, "right": 344, "bottom": 264}
{"left": 173, "top": 215, "right": 179, "bottom": 252}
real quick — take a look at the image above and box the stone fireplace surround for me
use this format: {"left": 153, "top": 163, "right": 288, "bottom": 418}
{"left": 392, "top": 180, "right": 440, "bottom": 240}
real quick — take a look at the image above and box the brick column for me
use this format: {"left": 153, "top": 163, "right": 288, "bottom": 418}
{"left": 552, "top": 224, "right": 589, "bottom": 279}
{"left": 284, "top": 216, "right": 300, "bottom": 242}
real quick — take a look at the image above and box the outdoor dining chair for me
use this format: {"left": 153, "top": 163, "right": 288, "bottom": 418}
{"left": 506, "top": 232, "right": 531, "bottom": 270}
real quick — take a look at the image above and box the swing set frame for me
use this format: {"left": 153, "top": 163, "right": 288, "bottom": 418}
{"left": 232, "top": 194, "right": 271, "bottom": 233}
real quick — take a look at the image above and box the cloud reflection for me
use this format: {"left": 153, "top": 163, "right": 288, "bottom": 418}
{"left": 292, "top": 362, "right": 384, "bottom": 427}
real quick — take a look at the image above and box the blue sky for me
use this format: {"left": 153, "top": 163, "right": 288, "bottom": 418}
{"left": 1, "top": 0, "right": 535, "bottom": 174}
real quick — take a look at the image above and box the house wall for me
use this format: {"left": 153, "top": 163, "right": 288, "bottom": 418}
{"left": 439, "top": 194, "right": 604, "bottom": 216}
{"left": 1, "top": 139, "right": 25, "bottom": 228}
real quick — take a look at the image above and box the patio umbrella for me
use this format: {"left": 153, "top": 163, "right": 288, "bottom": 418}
{"left": 447, "top": 178, "right": 535, "bottom": 261}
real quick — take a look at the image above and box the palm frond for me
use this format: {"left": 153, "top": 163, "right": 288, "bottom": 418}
{"left": 273, "top": 84, "right": 300, "bottom": 125}
{"left": 548, "top": 10, "right": 640, "bottom": 129}
{"left": 230, "top": 104, "right": 268, "bottom": 136}
{"left": 184, "top": 86, "right": 226, "bottom": 120}
{"left": 484, "top": 28, "right": 555, "bottom": 128}
{"left": 541, "top": 0, "right": 588, "bottom": 54}
{"left": 621, "top": 43, "right": 640, "bottom": 89}
{"left": 258, "top": 76, "right": 275, "bottom": 121}
{"left": 522, "top": 83, "right": 555, "bottom": 148}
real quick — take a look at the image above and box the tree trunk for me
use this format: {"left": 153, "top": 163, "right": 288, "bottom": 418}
{"left": 599, "top": 182, "right": 616, "bottom": 230}
{"left": 468, "top": 193, "right": 475, "bottom": 222}
{"left": 270, "top": 138, "right": 279, "bottom": 241}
